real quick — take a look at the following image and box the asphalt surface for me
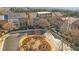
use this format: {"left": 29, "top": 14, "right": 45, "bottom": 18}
{"left": 2, "top": 29, "right": 73, "bottom": 51}
{"left": 2, "top": 29, "right": 47, "bottom": 51}
{"left": 2, "top": 33, "right": 25, "bottom": 51}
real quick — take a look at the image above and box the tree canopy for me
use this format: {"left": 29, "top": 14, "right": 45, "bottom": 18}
{"left": 10, "top": 7, "right": 48, "bottom": 12}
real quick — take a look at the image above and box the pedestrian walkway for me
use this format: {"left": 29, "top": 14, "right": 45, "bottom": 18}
{"left": 0, "top": 34, "right": 9, "bottom": 50}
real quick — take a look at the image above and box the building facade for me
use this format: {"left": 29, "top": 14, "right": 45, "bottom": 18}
{"left": 8, "top": 12, "right": 28, "bottom": 29}
{"left": 61, "top": 17, "right": 78, "bottom": 30}
{"left": 0, "top": 15, "right": 8, "bottom": 21}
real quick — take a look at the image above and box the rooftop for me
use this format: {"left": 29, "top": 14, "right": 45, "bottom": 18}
{"left": 37, "top": 12, "right": 51, "bottom": 14}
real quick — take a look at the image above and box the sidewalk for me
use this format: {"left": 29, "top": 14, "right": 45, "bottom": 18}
{"left": 0, "top": 34, "right": 9, "bottom": 50}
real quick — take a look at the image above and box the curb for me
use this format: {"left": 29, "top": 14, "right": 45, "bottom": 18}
{"left": 0, "top": 34, "right": 9, "bottom": 51}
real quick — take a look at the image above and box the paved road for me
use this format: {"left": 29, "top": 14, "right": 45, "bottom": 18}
{"left": 2, "top": 33, "right": 25, "bottom": 51}
{"left": 2, "top": 29, "right": 47, "bottom": 51}
{"left": 2, "top": 29, "right": 73, "bottom": 51}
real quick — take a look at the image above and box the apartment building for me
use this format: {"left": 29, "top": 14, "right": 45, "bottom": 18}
{"left": 61, "top": 17, "right": 78, "bottom": 30}
{"left": 0, "top": 15, "right": 8, "bottom": 21}
{"left": 37, "top": 12, "right": 52, "bottom": 23}
{"left": 36, "top": 12, "right": 63, "bottom": 30}
{"left": 71, "top": 19, "right": 79, "bottom": 29}
{"left": 8, "top": 12, "right": 28, "bottom": 29}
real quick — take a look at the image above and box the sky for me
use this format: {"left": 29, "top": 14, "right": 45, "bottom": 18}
{"left": 0, "top": 0, "right": 79, "bottom": 7}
